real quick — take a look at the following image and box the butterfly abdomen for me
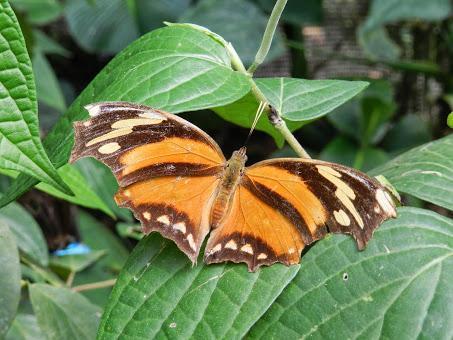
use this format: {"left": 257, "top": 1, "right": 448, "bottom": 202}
{"left": 210, "top": 148, "right": 247, "bottom": 228}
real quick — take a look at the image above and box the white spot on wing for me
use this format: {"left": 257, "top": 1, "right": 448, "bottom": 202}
{"left": 172, "top": 222, "right": 186, "bottom": 234}
{"left": 98, "top": 142, "right": 121, "bottom": 154}
{"left": 187, "top": 233, "right": 196, "bottom": 251}
{"left": 225, "top": 240, "right": 237, "bottom": 250}
{"left": 241, "top": 244, "right": 253, "bottom": 254}
{"left": 334, "top": 209, "right": 351, "bottom": 226}
{"left": 157, "top": 215, "right": 170, "bottom": 225}
{"left": 376, "top": 189, "right": 396, "bottom": 216}
{"left": 143, "top": 212, "right": 151, "bottom": 221}
{"left": 85, "top": 103, "right": 102, "bottom": 117}
{"left": 257, "top": 253, "right": 267, "bottom": 260}
{"left": 208, "top": 243, "right": 222, "bottom": 255}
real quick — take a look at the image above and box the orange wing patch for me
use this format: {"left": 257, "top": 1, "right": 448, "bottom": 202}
{"left": 116, "top": 175, "right": 219, "bottom": 262}
{"left": 205, "top": 184, "right": 305, "bottom": 271}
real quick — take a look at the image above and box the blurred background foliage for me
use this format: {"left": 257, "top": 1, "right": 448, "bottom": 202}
{"left": 1, "top": 0, "right": 452, "bottom": 336}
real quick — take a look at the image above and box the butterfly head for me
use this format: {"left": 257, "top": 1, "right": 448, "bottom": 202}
{"left": 226, "top": 147, "right": 247, "bottom": 175}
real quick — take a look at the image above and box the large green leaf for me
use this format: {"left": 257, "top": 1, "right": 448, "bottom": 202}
{"left": 0, "top": 202, "right": 48, "bottom": 266}
{"left": 0, "top": 222, "right": 21, "bottom": 337}
{"left": 0, "top": 25, "right": 251, "bottom": 207}
{"left": 359, "top": 0, "right": 452, "bottom": 60}
{"left": 29, "top": 284, "right": 101, "bottom": 340}
{"left": 74, "top": 159, "right": 132, "bottom": 221}
{"left": 65, "top": 0, "right": 139, "bottom": 54}
{"left": 32, "top": 50, "right": 66, "bottom": 112}
{"left": 136, "top": 0, "right": 190, "bottom": 33}
{"left": 77, "top": 210, "right": 129, "bottom": 271}
{"left": 5, "top": 313, "right": 45, "bottom": 340}
{"left": 180, "top": 0, "right": 285, "bottom": 65}
{"left": 0, "top": 2, "right": 69, "bottom": 194}
{"left": 97, "top": 234, "right": 299, "bottom": 339}
{"left": 10, "top": 0, "right": 63, "bottom": 25}
{"left": 248, "top": 207, "right": 453, "bottom": 339}
{"left": 215, "top": 78, "right": 368, "bottom": 145}
{"left": 370, "top": 134, "right": 453, "bottom": 210}
{"left": 36, "top": 163, "right": 115, "bottom": 218}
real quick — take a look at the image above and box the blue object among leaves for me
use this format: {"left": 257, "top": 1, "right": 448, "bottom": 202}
{"left": 53, "top": 242, "right": 91, "bottom": 256}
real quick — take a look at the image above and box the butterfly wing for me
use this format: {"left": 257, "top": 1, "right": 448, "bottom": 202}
{"left": 70, "top": 102, "right": 225, "bottom": 261}
{"left": 205, "top": 158, "right": 396, "bottom": 271}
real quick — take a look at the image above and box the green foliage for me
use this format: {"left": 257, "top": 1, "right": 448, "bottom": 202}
{"left": 97, "top": 234, "right": 299, "bottom": 339}
{"left": 0, "top": 2, "right": 70, "bottom": 195}
{"left": 0, "top": 202, "right": 48, "bottom": 266}
{"left": 248, "top": 207, "right": 453, "bottom": 339}
{"left": 371, "top": 134, "right": 453, "bottom": 210}
{"left": 29, "top": 284, "right": 101, "bottom": 340}
{"left": 1, "top": 1, "right": 452, "bottom": 339}
{"left": 359, "top": 0, "right": 452, "bottom": 60}
{"left": 0, "top": 222, "right": 21, "bottom": 337}
{"left": 181, "top": 0, "right": 285, "bottom": 65}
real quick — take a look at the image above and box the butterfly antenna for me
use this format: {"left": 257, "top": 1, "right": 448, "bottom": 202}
{"left": 244, "top": 101, "right": 267, "bottom": 146}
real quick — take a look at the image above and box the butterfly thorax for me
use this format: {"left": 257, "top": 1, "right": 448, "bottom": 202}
{"left": 210, "top": 147, "right": 247, "bottom": 229}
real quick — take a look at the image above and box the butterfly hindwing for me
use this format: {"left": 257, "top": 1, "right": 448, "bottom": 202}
{"left": 205, "top": 158, "right": 396, "bottom": 271}
{"left": 70, "top": 102, "right": 225, "bottom": 259}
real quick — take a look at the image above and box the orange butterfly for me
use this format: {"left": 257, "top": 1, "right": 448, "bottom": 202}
{"left": 70, "top": 102, "right": 397, "bottom": 271}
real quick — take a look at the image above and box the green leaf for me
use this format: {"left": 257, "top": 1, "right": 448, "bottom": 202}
{"left": 74, "top": 159, "right": 132, "bottom": 221}
{"left": 248, "top": 207, "right": 453, "bottom": 339}
{"left": 65, "top": 0, "right": 139, "bottom": 54}
{"left": 257, "top": 0, "right": 323, "bottom": 25}
{"left": 5, "top": 314, "right": 45, "bottom": 340}
{"left": 0, "top": 222, "right": 21, "bottom": 337}
{"left": 447, "top": 112, "right": 453, "bottom": 128}
{"left": 36, "top": 163, "right": 115, "bottom": 218}
{"left": 359, "top": 0, "right": 452, "bottom": 60}
{"left": 32, "top": 50, "right": 66, "bottom": 112}
{"left": 319, "top": 136, "right": 389, "bottom": 171}
{"left": 10, "top": 0, "right": 63, "bottom": 25}
{"left": 0, "top": 202, "right": 48, "bottom": 266}
{"left": 370, "top": 134, "right": 453, "bottom": 211}
{"left": 215, "top": 78, "right": 368, "bottom": 145}
{"left": 382, "top": 114, "right": 432, "bottom": 154}
{"left": 50, "top": 250, "right": 105, "bottom": 273}
{"left": 0, "top": 25, "right": 251, "bottom": 207}
{"left": 77, "top": 210, "right": 129, "bottom": 271}
{"left": 97, "top": 234, "right": 299, "bottom": 339}
{"left": 29, "top": 284, "right": 101, "bottom": 340}
{"left": 33, "top": 30, "right": 70, "bottom": 57}
{"left": 0, "top": 2, "right": 70, "bottom": 195}
{"left": 135, "top": 0, "right": 190, "bottom": 33}
{"left": 180, "top": 0, "right": 285, "bottom": 65}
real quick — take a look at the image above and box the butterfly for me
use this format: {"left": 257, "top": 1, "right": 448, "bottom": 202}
{"left": 70, "top": 102, "right": 397, "bottom": 271}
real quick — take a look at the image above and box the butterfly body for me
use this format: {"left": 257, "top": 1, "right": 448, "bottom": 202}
{"left": 211, "top": 147, "right": 247, "bottom": 229}
{"left": 71, "top": 102, "right": 397, "bottom": 271}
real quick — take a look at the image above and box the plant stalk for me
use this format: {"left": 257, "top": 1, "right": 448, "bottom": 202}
{"left": 227, "top": 2, "right": 311, "bottom": 159}
{"left": 248, "top": 0, "right": 288, "bottom": 74}
{"left": 72, "top": 279, "right": 117, "bottom": 292}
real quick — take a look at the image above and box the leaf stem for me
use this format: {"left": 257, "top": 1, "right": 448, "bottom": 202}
{"left": 227, "top": 2, "right": 311, "bottom": 159}
{"left": 248, "top": 0, "right": 288, "bottom": 74}
{"left": 72, "top": 279, "right": 117, "bottom": 292}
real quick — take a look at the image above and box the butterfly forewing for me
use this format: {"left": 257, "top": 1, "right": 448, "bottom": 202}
{"left": 70, "top": 102, "right": 225, "bottom": 259}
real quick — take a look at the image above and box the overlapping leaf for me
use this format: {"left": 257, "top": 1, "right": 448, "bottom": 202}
{"left": 6, "top": 314, "right": 45, "bottom": 340}
{"left": 0, "top": 25, "right": 251, "bottom": 207}
{"left": 0, "top": 2, "right": 69, "bottom": 194}
{"left": 29, "top": 284, "right": 101, "bottom": 340}
{"left": 0, "top": 202, "right": 48, "bottom": 266}
{"left": 0, "top": 222, "right": 20, "bottom": 337}
{"left": 370, "top": 134, "right": 453, "bottom": 210}
{"left": 97, "top": 234, "right": 299, "bottom": 339}
{"left": 248, "top": 207, "right": 453, "bottom": 339}
{"left": 215, "top": 78, "right": 368, "bottom": 145}
{"left": 180, "top": 0, "right": 285, "bottom": 65}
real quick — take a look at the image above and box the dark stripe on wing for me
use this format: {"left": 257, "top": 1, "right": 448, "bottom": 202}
{"left": 119, "top": 162, "right": 222, "bottom": 187}
{"left": 242, "top": 176, "right": 313, "bottom": 244}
